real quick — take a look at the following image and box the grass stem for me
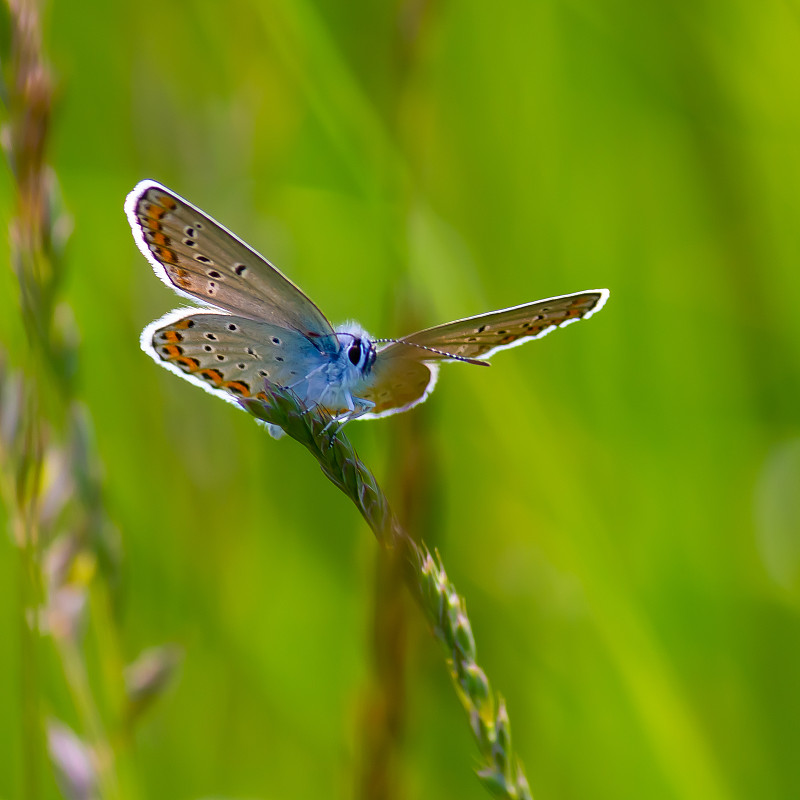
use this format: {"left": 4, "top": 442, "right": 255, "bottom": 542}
{"left": 242, "top": 388, "right": 534, "bottom": 799}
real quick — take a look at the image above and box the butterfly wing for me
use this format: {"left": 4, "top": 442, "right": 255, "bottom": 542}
{"left": 356, "top": 353, "right": 439, "bottom": 419}
{"left": 389, "top": 290, "right": 609, "bottom": 362}
{"left": 355, "top": 290, "right": 608, "bottom": 417}
{"left": 141, "top": 309, "right": 327, "bottom": 406}
{"left": 126, "top": 180, "right": 338, "bottom": 354}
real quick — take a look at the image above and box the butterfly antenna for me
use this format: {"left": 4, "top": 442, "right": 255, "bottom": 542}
{"left": 373, "top": 338, "right": 489, "bottom": 366}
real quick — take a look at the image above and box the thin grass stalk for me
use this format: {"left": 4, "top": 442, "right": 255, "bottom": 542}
{"left": 2, "top": 3, "right": 56, "bottom": 795}
{"left": 358, "top": 8, "right": 447, "bottom": 796}
{"left": 1, "top": 3, "right": 177, "bottom": 797}
{"left": 242, "top": 387, "right": 534, "bottom": 800}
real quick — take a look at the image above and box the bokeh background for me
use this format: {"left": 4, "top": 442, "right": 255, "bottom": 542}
{"left": 2, "top": 1, "right": 800, "bottom": 799}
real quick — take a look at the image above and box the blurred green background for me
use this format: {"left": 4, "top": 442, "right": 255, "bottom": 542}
{"left": 2, "top": 1, "right": 800, "bottom": 798}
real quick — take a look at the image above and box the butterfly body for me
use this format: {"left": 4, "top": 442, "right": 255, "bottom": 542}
{"left": 288, "top": 321, "right": 378, "bottom": 418}
{"left": 126, "top": 181, "right": 608, "bottom": 435}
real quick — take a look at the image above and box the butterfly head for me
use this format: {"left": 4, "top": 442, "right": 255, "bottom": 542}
{"left": 335, "top": 322, "right": 377, "bottom": 376}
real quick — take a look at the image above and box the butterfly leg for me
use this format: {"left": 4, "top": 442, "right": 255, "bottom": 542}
{"left": 348, "top": 395, "right": 375, "bottom": 422}
{"left": 319, "top": 391, "right": 374, "bottom": 436}
{"left": 320, "top": 400, "right": 347, "bottom": 435}
{"left": 325, "top": 394, "right": 375, "bottom": 432}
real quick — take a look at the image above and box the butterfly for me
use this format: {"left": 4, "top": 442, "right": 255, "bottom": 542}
{"left": 126, "top": 180, "right": 609, "bottom": 437}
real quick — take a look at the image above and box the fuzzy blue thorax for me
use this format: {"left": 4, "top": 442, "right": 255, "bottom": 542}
{"left": 291, "top": 321, "right": 376, "bottom": 416}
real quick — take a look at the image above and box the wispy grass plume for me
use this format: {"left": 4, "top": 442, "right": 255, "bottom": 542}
{"left": 242, "top": 387, "right": 534, "bottom": 800}
{"left": 1, "top": 3, "right": 179, "bottom": 797}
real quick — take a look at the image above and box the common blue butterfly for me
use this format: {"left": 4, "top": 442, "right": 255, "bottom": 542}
{"left": 126, "top": 181, "right": 609, "bottom": 436}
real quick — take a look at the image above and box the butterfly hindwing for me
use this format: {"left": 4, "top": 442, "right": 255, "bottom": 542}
{"left": 126, "top": 181, "right": 338, "bottom": 353}
{"left": 142, "top": 310, "right": 326, "bottom": 406}
{"left": 357, "top": 353, "right": 438, "bottom": 419}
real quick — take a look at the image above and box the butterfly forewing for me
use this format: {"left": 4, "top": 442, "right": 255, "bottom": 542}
{"left": 393, "top": 290, "right": 608, "bottom": 361}
{"left": 126, "top": 181, "right": 338, "bottom": 353}
{"left": 143, "top": 310, "right": 326, "bottom": 406}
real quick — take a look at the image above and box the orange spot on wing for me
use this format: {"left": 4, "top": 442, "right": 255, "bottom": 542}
{"left": 167, "top": 266, "right": 192, "bottom": 288}
{"left": 200, "top": 369, "right": 223, "bottom": 386}
{"left": 173, "top": 318, "right": 194, "bottom": 330}
{"left": 154, "top": 245, "right": 178, "bottom": 264}
{"left": 176, "top": 356, "right": 200, "bottom": 371}
{"left": 151, "top": 231, "right": 169, "bottom": 246}
{"left": 162, "top": 330, "right": 183, "bottom": 342}
{"left": 224, "top": 381, "right": 251, "bottom": 397}
{"left": 157, "top": 195, "right": 178, "bottom": 211}
{"left": 162, "top": 345, "right": 183, "bottom": 358}
{"left": 319, "top": 399, "right": 351, "bottom": 416}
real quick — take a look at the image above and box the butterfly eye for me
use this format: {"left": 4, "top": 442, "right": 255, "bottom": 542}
{"left": 348, "top": 342, "right": 362, "bottom": 366}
